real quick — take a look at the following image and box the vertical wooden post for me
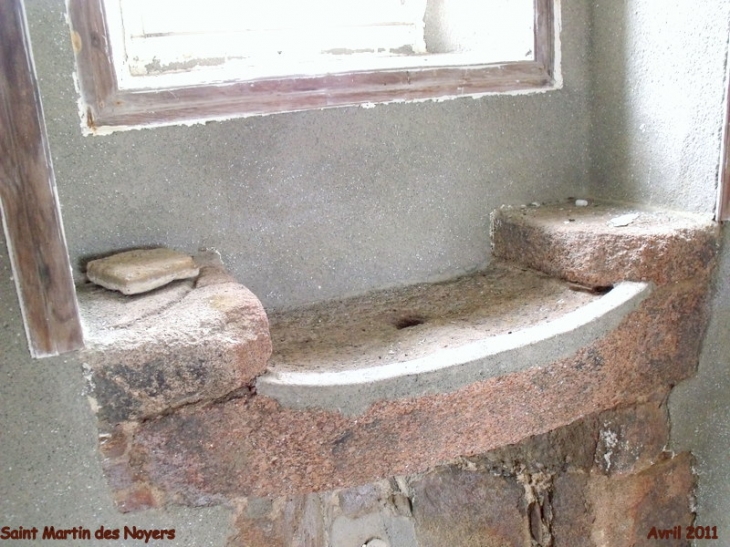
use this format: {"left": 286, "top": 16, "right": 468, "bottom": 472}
{"left": 0, "top": 0, "right": 84, "bottom": 356}
{"left": 718, "top": 47, "right": 730, "bottom": 221}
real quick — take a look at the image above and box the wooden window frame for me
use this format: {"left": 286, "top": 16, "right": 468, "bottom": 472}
{"left": 0, "top": 0, "right": 84, "bottom": 357}
{"left": 68, "top": 0, "right": 558, "bottom": 134}
{"left": 718, "top": 50, "right": 730, "bottom": 221}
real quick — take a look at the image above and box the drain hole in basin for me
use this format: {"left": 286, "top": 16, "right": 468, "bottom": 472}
{"left": 393, "top": 315, "right": 426, "bottom": 330}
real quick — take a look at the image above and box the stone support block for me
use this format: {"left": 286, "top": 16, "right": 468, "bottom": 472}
{"left": 588, "top": 453, "right": 695, "bottom": 547}
{"left": 79, "top": 263, "right": 271, "bottom": 424}
{"left": 410, "top": 466, "right": 529, "bottom": 547}
{"left": 551, "top": 471, "right": 592, "bottom": 546}
{"left": 229, "top": 494, "right": 326, "bottom": 547}
{"left": 228, "top": 481, "right": 417, "bottom": 547}
{"left": 593, "top": 397, "right": 670, "bottom": 475}
{"left": 491, "top": 203, "right": 718, "bottom": 286}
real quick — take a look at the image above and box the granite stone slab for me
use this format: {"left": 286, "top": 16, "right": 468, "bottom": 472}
{"left": 86, "top": 248, "right": 200, "bottom": 295}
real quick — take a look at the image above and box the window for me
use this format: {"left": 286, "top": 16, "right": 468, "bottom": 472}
{"left": 68, "top": 0, "right": 558, "bottom": 134}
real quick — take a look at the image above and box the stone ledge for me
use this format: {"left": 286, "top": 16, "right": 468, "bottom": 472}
{"left": 118, "top": 277, "right": 709, "bottom": 502}
{"left": 491, "top": 201, "right": 719, "bottom": 286}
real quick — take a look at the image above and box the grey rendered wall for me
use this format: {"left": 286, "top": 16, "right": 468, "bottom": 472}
{"left": 0, "top": 1, "right": 593, "bottom": 543}
{"left": 26, "top": 0, "right": 592, "bottom": 310}
{"left": 589, "top": 0, "right": 730, "bottom": 213}
{"left": 589, "top": 0, "right": 730, "bottom": 538}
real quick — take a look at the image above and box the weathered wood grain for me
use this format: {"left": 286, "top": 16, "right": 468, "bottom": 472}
{"left": 0, "top": 0, "right": 84, "bottom": 356}
{"left": 535, "top": 0, "right": 555, "bottom": 80}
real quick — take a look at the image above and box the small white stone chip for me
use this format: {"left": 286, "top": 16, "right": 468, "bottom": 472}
{"left": 86, "top": 248, "right": 200, "bottom": 295}
{"left": 575, "top": 199, "right": 589, "bottom": 207}
{"left": 608, "top": 213, "right": 640, "bottom": 227}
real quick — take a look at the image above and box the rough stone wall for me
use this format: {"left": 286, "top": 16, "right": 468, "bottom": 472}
{"left": 228, "top": 398, "right": 694, "bottom": 547}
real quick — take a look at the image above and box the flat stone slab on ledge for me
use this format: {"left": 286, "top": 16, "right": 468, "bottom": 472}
{"left": 86, "top": 248, "right": 200, "bottom": 295}
{"left": 258, "top": 262, "right": 651, "bottom": 415}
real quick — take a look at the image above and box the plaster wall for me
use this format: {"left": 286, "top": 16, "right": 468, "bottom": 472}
{"left": 26, "top": 0, "right": 592, "bottom": 310}
{"left": 670, "top": 228, "right": 730, "bottom": 537}
{"left": 589, "top": 0, "right": 730, "bottom": 213}
{"left": 588, "top": 0, "right": 730, "bottom": 539}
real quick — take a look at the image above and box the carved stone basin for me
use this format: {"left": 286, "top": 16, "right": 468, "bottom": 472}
{"left": 259, "top": 262, "right": 650, "bottom": 414}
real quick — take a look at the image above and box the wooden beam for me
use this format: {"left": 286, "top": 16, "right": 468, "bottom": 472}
{"left": 68, "top": 0, "right": 558, "bottom": 133}
{"left": 0, "top": 0, "right": 84, "bottom": 356}
{"left": 718, "top": 46, "right": 730, "bottom": 221}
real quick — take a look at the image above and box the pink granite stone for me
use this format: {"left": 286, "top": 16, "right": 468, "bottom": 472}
{"left": 79, "top": 264, "right": 271, "bottom": 423}
{"left": 491, "top": 203, "right": 718, "bottom": 286}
